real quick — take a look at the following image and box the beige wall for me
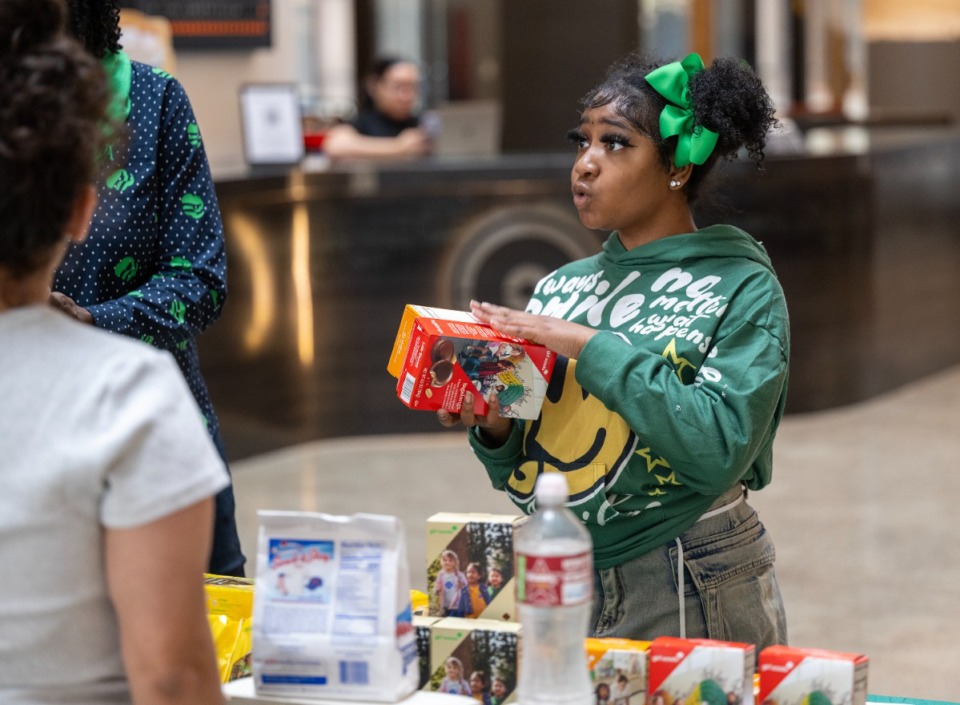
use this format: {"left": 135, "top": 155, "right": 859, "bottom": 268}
{"left": 134, "top": 0, "right": 960, "bottom": 172}
{"left": 864, "top": 0, "right": 960, "bottom": 40}
{"left": 129, "top": 0, "right": 355, "bottom": 175}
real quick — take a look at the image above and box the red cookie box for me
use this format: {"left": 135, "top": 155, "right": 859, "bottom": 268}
{"left": 648, "top": 636, "right": 756, "bottom": 705}
{"left": 758, "top": 645, "right": 868, "bottom": 705}
{"left": 387, "top": 304, "right": 556, "bottom": 420}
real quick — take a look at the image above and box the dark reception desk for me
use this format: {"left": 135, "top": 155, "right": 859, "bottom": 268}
{"left": 202, "top": 127, "right": 960, "bottom": 460}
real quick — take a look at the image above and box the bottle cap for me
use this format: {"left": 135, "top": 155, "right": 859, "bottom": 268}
{"left": 535, "top": 472, "right": 569, "bottom": 506}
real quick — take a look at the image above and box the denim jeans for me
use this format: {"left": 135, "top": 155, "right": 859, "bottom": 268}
{"left": 209, "top": 431, "right": 247, "bottom": 577}
{"left": 590, "top": 489, "right": 787, "bottom": 652}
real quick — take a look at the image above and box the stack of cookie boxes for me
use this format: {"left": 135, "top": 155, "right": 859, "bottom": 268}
{"left": 414, "top": 513, "right": 654, "bottom": 703}
{"left": 640, "top": 637, "right": 868, "bottom": 705}
{"left": 415, "top": 512, "right": 525, "bottom": 701}
{"left": 412, "top": 510, "right": 869, "bottom": 705}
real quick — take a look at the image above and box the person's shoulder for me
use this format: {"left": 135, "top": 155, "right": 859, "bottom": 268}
{"left": 37, "top": 311, "right": 176, "bottom": 385}
{"left": 131, "top": 59, "right": 174, "bottom": 86}
{"left": 88, "top": 322, "right": 176, "bottom": 371}
{"left": 131, "top": 60, "right": 190, "bottom": 100}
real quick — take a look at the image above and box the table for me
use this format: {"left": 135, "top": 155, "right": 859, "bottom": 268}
{"left": 869, "top": 698, "right": 959, "bottom": 705}
{"left": 223, "top": 677, "right": 472, "bottom": 704}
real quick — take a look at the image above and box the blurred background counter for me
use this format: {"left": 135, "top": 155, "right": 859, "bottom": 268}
{"left": 204, "top": 125, "right": 960, "bottom": 461}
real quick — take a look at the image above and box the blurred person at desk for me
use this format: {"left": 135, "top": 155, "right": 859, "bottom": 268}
{"left": 49, "top": 0, "right": 246, "bottom": 576}
{"left": 0, "top": 0, "right": 226, "bottom": 703}
{"left": 323, "top": 56, "right": 433, "bottom": 159}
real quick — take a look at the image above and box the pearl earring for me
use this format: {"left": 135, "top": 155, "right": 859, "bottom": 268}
{"left": 669, "top": 179, "right": 681, "bottom": 188}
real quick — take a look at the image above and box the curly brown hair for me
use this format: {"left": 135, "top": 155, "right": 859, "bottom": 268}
{"left": 0, "top": 0, "right": 114, "bottom": 275}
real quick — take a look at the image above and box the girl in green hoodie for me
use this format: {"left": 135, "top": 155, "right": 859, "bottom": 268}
{"left": 439, "top": 51, "right": 789, "bottom": 651}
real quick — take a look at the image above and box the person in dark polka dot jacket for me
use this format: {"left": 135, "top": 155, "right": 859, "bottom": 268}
{"left": 51, "top": 0, "right": 245, "bottom": 576}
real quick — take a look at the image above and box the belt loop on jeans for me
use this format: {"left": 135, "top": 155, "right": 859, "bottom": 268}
{"left": 675, "top": 484, "right": 746, "bottom": 638}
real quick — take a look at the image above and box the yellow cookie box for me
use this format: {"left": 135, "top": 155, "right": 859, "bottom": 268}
{"left": 586, "top": 637, "right": 651, "bottom": 703}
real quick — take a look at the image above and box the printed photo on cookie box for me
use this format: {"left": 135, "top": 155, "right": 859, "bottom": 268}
{"left": 758, "top": 645, "right": 869, "bottom": 705}
{"left": 648, "top": 636, "right": 755, "bottom": 705}
{"left": 387, "top": 304, "right": 556, "bottom": 420}
{"left": 586, "top": 637, "right": 650, "bottom": 705}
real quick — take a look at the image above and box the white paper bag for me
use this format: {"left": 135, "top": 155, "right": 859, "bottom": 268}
{"left": 252, "top": 511, "right": 418, "bottom": 702}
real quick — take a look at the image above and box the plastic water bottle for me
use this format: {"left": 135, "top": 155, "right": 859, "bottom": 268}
{"left": 515, "top": 473, "right": 593, "bottom": 705}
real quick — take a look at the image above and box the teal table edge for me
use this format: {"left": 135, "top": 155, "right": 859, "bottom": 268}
{"left": 870, "top": 696, "right": 959, "bottom": 705}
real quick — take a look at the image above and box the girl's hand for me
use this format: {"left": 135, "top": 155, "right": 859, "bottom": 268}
{"left": 437, "top": 390, "right": 513, "bottom": 448}
{"left": 469, "top": 299, "right": 596, "bottom": 360}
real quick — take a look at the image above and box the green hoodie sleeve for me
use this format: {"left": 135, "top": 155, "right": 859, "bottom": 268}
{"left": 575, "top": 318, "right": 787, "bottom": 495}
{"left": 466, "top": 420, "right": 525, "bottom": 490}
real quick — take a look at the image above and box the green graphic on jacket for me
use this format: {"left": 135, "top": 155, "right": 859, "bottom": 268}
{"left": 107, "top": 169, "right": 134, "bottom": 193}
{"left": 152, "top": 67, "right": 172, "bottom": 80}
{"left": 170, "top": 299, "right": 186, "bottom": 324}
{"left": 140, "top": 334, "right": 154, "bottom": 345}
{"left": 181, "top": 193, "right": 205, "bottom": 219}
{"left": 210, "top": 289, "right": 220, "bottom": 308}
{"left": 495, "top": 382, "right": 525, "bottom": 408}
{"left": 170, "top": 256, "right": 193, "bottom": 271}
{"left": 187, "top": 123, "right": 202, "bottom": 148}
{"left": 114, "top": 256, "right": 138, "bottom": 282}
{"left": 509, "top": 358, "right": 640, "bottom": 522}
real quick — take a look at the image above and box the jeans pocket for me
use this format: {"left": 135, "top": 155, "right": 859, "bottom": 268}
{"left": 670, "top": 512, "right": 788, "bottom": 650}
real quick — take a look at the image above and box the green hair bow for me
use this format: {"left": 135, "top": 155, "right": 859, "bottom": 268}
{"left": 644, "top": 53, "right": 719, "bottom": 167}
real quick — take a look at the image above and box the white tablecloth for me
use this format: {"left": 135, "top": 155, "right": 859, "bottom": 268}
{"left": 223, "top": 678, "right": 473, "bottom": 704}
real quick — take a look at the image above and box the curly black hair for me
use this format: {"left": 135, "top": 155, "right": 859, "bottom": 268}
{"left": 0, "top": 0, "right": 114, "bottom": 275}
{"left": 580, "top": 51, "right": 778, "bottom": 204}
{"left": 66, "top": 0, "right": 122, "bottom": 58}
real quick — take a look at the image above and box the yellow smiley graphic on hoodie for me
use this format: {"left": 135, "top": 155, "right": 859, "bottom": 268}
{"left": 507, "top": 356, "right": 652, "bottom": 526}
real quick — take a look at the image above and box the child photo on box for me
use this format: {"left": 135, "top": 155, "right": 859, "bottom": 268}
{"left": 431, "top": 629, "right": 518, "bottom": 702}
{"left": 428, "top": 521, "right": 515, "bottom": 620}
{"left": 610, "top": 673, "right": 630, "bottom": 705}
{"left": 596, "top": 682, "right": 612, "bottom": 705}
{"left": 487, "top": 564, "right": 506, "bottom": 599}
{"left": 490, "top": 675, "right": 510, "bottom": 705}
{"left": 464, "top": 562, "right": 491, "bottom": 618}
{"left": 469, "top": 670, "right": 493, "bottom": 705}
{"left": 433, "top": 549, "right": 469, "bottom": 617}
{"left": 438, "top": 656, "right": 472, "bottom": 696}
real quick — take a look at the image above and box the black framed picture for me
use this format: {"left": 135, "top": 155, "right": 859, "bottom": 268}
{"left": 132, "top": 0, "right": 271, "bottom": 50}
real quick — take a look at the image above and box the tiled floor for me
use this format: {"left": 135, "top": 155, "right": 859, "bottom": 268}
{"left": 232, "top": 364, "right": 960, "bottom": 701}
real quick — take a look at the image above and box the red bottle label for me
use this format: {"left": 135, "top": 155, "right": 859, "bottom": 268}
{"left": 516, "top": 550, "right": 592, "bottom": 607}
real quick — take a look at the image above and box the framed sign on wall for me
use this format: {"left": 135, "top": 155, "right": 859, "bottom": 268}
{"left": 132, "top": 0, "right": 271, "bottom": 49}
{"left": 239, "top": 84, "right": 304, "bottom": 166}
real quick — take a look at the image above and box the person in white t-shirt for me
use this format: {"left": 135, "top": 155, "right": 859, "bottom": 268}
{"left": 0, "top": 1, "right": 228, "bottom": 703}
